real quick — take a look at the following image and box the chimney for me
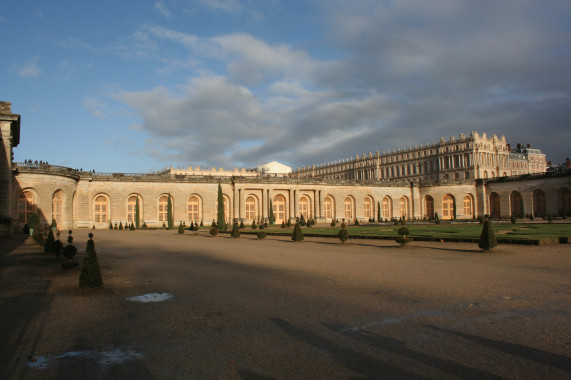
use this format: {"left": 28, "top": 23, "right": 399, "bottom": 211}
{"left": 526, "top": 143, "right": 531, "bottom": 148}
{"left": 516, "top": 143, "right": 522, "bottom": 150}
{"left": 506, "top": 143, "right": 511, "bottom": 151}
{"left": 0, "top": 101, "right": 12, "bottom": 114}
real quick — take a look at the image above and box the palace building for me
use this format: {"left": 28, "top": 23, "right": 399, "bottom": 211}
{"left": 1, "top": 101, "right": 569, "bottom": 237}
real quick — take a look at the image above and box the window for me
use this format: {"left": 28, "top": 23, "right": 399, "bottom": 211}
{"left": 127, "top": 195, "right": 138, "bottom": 223}
{"left": 245, "top": 196, "right": 256, "bottom": 220}
{"left": 188, "top": 196, "right": 201, "bottom": 222}
{"left": 273, "top": 195, "right": 286, "bottom": 223}
{"left": 324, "top": 196, "right": 334, "bottom": 219}
{"left": 382, "top": 196, "right": 392, "bottom": 219}
{"left": 299, "top": 196, "right": 310, "bottom": 218}
{"left": 52, "top": 190, "right": 63, "bottom": 227}
{"left": 425, "top": 195, "right": 434, "bottom": 219}
{"left": 94, "top": 195, "right": 108, "bottom": 223}
{"left": 463, "top": 195, "right": 473, "bottom": 217}
{"left": 344, "top": 197, "right": 354, "bottom": 219}
{"left": 18, "top": 191, "right": 35, "bottom": 224}
{"left": 364, "top": 197, "right": 373, "bottom": 219}
{"left": 158, "top": 195, "right": 169, "bottom": 222}
{"left": 400, "top": 196, "right": 408, "bottom": 219}
{"left": 442, "top": 194, "right": 455, "bottom": 220}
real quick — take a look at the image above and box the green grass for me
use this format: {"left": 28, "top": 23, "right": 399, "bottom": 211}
{"left": 250, "top": 222, "right": 571, "bottom": 242}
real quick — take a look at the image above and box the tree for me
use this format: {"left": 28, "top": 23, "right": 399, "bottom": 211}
{"left": 44, "top": 229, "right": 56, "bottom": 253}
{"left": 79, "top": 233, "right": 103, "bottom": 288}
{"left": 478, "top": 220, "right": 498, "bottom": 251}
{"left": 178, "top": 222, "right": 184, "bottom": 234}
{"left": 135, "top": 197, "right": 140, "bottom": 228}
{"left": 217, "top": 183, "right": 227, "bottom": 231}
{"left": 396, "top": 226, "right": 412, "bottom": 246}
{"left": 167, "top": 193, "right": 174, "bottom": 229}
{"left": 291, "top": 222, "right": 304, "bottom": 241}
{"left": 434, "top": 212, "right": 440, "bottom": 224}
{"left": 269, "top": 199, "right": 276, "bottom": 225}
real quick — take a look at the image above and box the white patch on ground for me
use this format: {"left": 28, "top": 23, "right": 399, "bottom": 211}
{"left": 127, "top": 293, "right": 173, "bottom": 303}
{"left": 338, "top": 309, "right": 449, "bottom": 332}
{"left": 27, "top": 348, "right": 142, "bottom": 370}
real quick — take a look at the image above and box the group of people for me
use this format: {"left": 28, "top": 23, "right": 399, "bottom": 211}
{"left": 24, "top": 159, "right": 49, "bottom": 165}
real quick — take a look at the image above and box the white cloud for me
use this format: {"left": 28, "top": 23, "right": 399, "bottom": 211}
{"left": 18, "top": 56, "right": 41, "bottom": 78}
{"left": 196, "top": 0, "right": 242, "bottom": 13}
{"left": 154, "top": 2, "right": 173, "bottom": 18}
{"left": 84, "top": 96, "right": 107, "bottom": 119}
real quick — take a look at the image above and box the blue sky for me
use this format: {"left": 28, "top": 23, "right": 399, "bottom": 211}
{"left": 2, "top": 0, "right": 570, "bottom": 173}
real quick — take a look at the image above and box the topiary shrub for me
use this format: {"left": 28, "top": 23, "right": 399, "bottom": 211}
{"left": 299, "top": 215, "right": 306, "bottom": 226}
{"left": 28, "top": 212, "right": 40, "bottom": 231}
{"left": 239, "top": 221, "right": 245, "bottom": 229}
{"left": 231, "top": 223, "right": 240, "bottom": 238}
{"left": 44, "top": 229, "right": 56, "bottom": 253}
{"left": 395, "top": 226, "right": 412, "bottom": 246}
{"left": 209, "top": 227, "right": 219, "bottom": 237}
{"left": 478, "top": 220, "right": 498, "bottom": 251}
{"left": 53, "top": 239, "right": 63, "bottom": 256}
{"left": 178, "top": 222, "right": 185, "bottom": 234}
{"left": 32, "top": 229, "right": 45, "bottom": 246}
{"left": 341, "top": 221, "right": 346, "bottom": 229}
{"left": 286, "top": 219, "right": 292, "bottom": 227}
{"left": 79, "top": 233, "right": 103, "bottom": 288}
{"left": 291, "top": 222, "right": 304, "bottom": 241}
{"left": 330, "top": 220, "right": 336, "bottom": 227}
{"left": 61, "top": 233, "right": 78, "bottom": 269}
{"left": 119, "top": 222, "right": 123, "bottom": 230}
{"left": 354, "top": 219, "right": 359, "bottom": 226}
{"left": 281, "top": 221, "right": 286, "bottom": 228}
{"left": 251, "top": 221, "right": 257, "bottom": 229}
{"left": 434, "top": 212, "right": 440, "bottom": 224}
{"left": 338, "top": 228, "right": 349, "bottom": 244}
{"left": 257, "top": 231, "right": 267, "bottom": 239}
{"left": 193, "top": 222, "right": 199, "bottom": 231}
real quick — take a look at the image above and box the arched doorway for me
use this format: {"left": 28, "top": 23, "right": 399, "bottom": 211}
{"left": 52, "top": 190, "right": 64, "bottom": 228}
{"left": 533, "top": 189, "right": 546, "bottom": 217}
{"left": 18, "top": 191, "right": 36, "bottom": 225}
{"left": 489, "top": 192, "right": 500, "bottom": 218}
{"left": 273, "top": 195, "right": 286, "bottom": 223}
{"left": 442, "top": 194, "right": 455, "bottom": 220}
{"left": 558, "top": 187, "right": 570, "bottom": 217}
{"left": 463, "top": 194, "right": 474, "bottom": 218}
{"left": 510, "top": 191, "right": 523, "bottom": 218}
{"left": 324, "top": 196, "right": 334, "bottom": 220}
{"left": 425, "top": 195, "right": 434, "bottom": 219}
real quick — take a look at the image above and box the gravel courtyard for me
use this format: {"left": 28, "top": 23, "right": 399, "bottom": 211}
{"left": 1, "top": 230, "right": 570, "bottom": 379}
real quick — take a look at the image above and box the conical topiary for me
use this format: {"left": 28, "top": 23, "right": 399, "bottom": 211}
{"left": 216, "top": 183, "right": 227, "bottom": 231}
{"left": 178, "top": 222, "right": 184, "bottom": 234}
{"left": 44, "top": 229, "right": 56, "bottom": 253}
{"left": 79, "top": 233, "right": 103, "bottom": 288}
{"left": 291, "top": 222, "right": 304, "bottom": 241}
{"left": 338, "top": 228, "right": 349, "bottom": 244}
{"left": 478, "top": 220, "right": 498, "bottom": 251}
{"left": 231, "top": 223, "right": 240, "bottom": 238}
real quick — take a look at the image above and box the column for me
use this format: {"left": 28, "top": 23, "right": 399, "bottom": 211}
{"left": 293, "top": 189, "right": 298, "bottom": 219}
{"left": 318, "top": 190, "right": 323, "bottom": 219}
{"left": 289, "top": 189, "right": 294, "bottom": 220}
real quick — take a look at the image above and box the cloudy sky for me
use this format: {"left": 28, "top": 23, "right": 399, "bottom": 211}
{"left": 2, "top": 0, "right": 570, "bottom": 172}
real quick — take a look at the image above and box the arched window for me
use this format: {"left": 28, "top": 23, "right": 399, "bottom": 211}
{"left": 364, "top": 197, "right": 373, "bottom": 220}
{"left": 324, "top": 196, "right": 334, "bottom": 219}
{"left": 489, "top": 192, "right": 500, "bottom": 218}
{"left": 344, "top": 197, "right": 354, "bottom": 220}
{"left": 483, "top": 171, "right": 488, "bottom": 179}
{"left": 52, "top": 190, "right": 63, "bottom": 227}
{"left": 382, "top": 196, "right": 392, "bottom": 219}
{"left": 94, "top": 195, "right": 108, "bottom": 223}
{"left": 533, "top": 189, "right": 546, "bottom": 217}
{"left": 188, "top": 195, "right": 201, "bottom": 222}
{"left": 442, "top": 194, "right": 455, "bottom": 220}
{"left": 158, "top": 195, "right": 169, "bottom": 223}
{"left": 273, "top": 195, "right": 286, "bottom": 223}
{"left": 559, "top": 187, "right": 570, "bottom": 217}
{"left": 127, "top": 195, "right": 138, "bottom": 224}
{"left": 299, "top": 196, "right": 310, "bottom": 218}
{"left": 18, "top": 191, "right": 35, "bottom": 224}
{"left": 400, "top": 196, "right": 409, "bottom": 219}
{"left": 463, "top": 194, "right": 473, "bottom": 218}
{"left": 425, "top": 195, "right": 434, "bottom": 219}
{"left": 491, "top": 172, "right": 495, "bottom": 178}
{"left": 245, "top": 196, "right": 256, "bottom": 220}
{"left": 510, "top": 191, "right": 523, "bottom": 218}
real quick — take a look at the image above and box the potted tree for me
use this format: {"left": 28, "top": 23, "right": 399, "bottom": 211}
{"left": 28, "top": 212, "right": 40, "bottom": 236}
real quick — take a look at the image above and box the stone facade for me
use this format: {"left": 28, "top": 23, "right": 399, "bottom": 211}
{"left": 293, "top": 132, "right": 547, "bottom": 181}
{"left": 2, "top": 103, "right": 569, "bottom": 234}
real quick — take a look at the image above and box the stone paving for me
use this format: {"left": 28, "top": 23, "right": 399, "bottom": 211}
{"left": 0, "top": 230, "right": 570, "bottom": 379}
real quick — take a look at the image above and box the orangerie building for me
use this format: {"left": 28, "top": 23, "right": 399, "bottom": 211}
{"left": 1, "top": 102, "right": 569, "bottom": 236}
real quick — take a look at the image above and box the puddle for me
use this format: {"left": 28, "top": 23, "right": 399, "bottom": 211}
{"left": 28, "top": 348, "right": 142, "bottom": 370}
{"left": 127, "top": 293, "right": 173, "bottom": 303}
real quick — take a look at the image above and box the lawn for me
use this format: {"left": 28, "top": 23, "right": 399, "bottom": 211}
{"left": 243, "top": 222, "right": 571, "bottom": 243}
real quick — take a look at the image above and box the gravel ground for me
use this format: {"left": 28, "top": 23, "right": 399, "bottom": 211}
{"left": 1, "top": 229, "right": 570, "bottom": 379}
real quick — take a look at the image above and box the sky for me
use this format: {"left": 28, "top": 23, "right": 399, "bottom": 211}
{"left": 2, "top": 0, "right": 570, "bottom": 173}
